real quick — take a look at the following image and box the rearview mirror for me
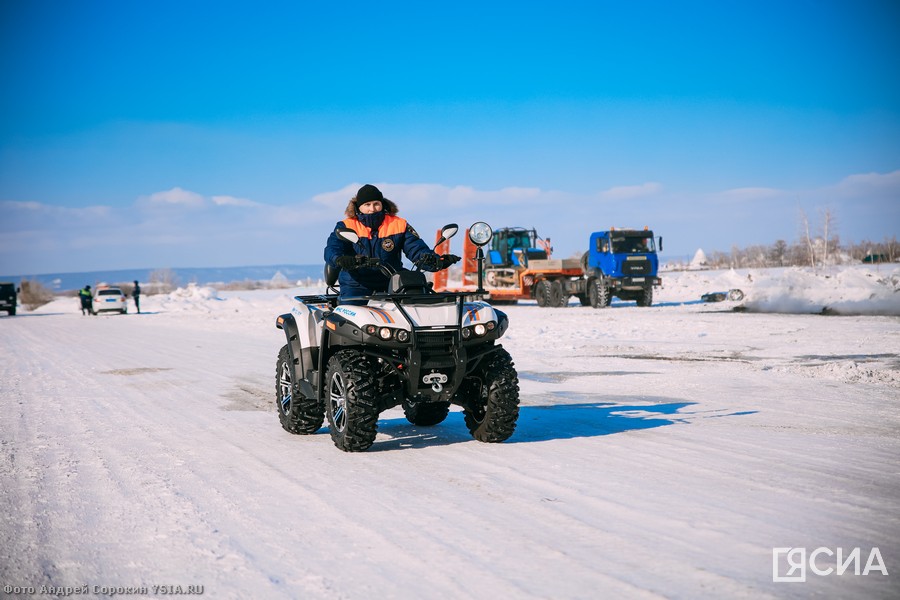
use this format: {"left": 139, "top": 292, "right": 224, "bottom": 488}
{"left": 435, "top": 223, "right": 459, "bottom": 248}
{"left": 337, "top": 227, "right": 359, "bottom": 245}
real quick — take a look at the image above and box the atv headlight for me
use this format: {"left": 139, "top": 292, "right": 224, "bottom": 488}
{"left": 468, "top": 222, "right": 493, "bottom": 247}
{"left": 463, "top": 323, "right": 494, "bottom": 339}
{"left": 396, "top": 330, "right": 410, "bottom": 343}
{"left": 379, "top": 327, "right": 393, "bottom": 340}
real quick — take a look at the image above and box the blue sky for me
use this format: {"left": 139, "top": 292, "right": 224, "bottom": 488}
{"left": 2, "top": 0, "right": 899, "bottom": 274}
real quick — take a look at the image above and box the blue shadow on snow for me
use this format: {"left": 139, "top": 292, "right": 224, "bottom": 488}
{"left": 366, "top": 395, "right": 755, "bottom": 452}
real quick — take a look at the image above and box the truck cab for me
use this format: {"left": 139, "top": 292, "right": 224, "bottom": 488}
{"left": 584, "top": 229, "right": 662, "bottom": 307}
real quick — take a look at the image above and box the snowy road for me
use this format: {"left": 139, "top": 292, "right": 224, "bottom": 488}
{"left": 1, "top": 277, "right": 898, "bottom": 599}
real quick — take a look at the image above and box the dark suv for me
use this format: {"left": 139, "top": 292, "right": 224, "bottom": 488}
{"left": 0, "top": 282, "right": 18, "bottom": 316}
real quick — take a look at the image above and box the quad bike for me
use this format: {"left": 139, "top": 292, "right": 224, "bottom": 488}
{"left": 275, "top": 221, "right": 520, "bottom": 452}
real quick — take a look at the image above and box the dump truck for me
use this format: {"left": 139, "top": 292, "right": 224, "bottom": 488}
{"left": 433, "top": 226, "right": 662, "bottom": 308}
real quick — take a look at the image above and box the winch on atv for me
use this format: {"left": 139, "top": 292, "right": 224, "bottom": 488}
{"left": 275, "top": 222, "right": 521, "bottom": 452}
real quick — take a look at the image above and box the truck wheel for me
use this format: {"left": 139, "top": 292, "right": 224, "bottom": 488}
{"left": 549, "top": 280, "right": 567, "bottom": 307}
{"left": 534, "top": 280, "right": 551, "bottom": 307}
{"left": 324, "top": 350, "right": 379, "bottom": 452}
{"left": 589, "top": 279, "right": 610, "bottom": 308}
{"left": 461, "top": 347, "right": 520, "bottom": 443}
{"left": 276, "top": 345, "right": 324, "bottom": 434}
{"left": 403, "top": 400, "right": 450, "bottom": 426}
{"left": 636, "top": 287, "right": 653, "bottom": 307}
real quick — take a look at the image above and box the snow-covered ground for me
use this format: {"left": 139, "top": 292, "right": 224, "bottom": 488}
{"left": 1, "top": 265, "right": 898, "bottom": 599}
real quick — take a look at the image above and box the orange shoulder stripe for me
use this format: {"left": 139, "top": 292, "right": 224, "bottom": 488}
{"left": 379, "top": 215, "right": 408, "bottom": 237}
{"left": 341, "top": 218, "right": 371, "bottom": 238}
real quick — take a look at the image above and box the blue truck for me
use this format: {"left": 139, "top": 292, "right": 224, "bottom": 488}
{"left": 579, "top": 228, "right": 663, "bottom": 307}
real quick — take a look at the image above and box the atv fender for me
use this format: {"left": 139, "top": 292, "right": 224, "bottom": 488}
{"left": 275, "top": 313, "right": 316, "bottom": 399}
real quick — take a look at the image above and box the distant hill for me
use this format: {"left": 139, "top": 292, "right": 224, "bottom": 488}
{"left": 1, "top": 264, "right": 325, "bottom": 292}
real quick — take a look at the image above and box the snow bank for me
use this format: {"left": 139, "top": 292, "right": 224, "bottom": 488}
{"left": 657, "top": 264, "right": 900, "bottom": 316}
{"left": 742, "top": 266, "right": 900, "bottom": 316}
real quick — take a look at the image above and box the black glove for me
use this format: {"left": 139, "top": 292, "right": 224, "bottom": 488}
{"left": 440, "top": 254, "right": 461, "bottom": 268}
{"left": 335, "top": 255, "right": 361, "bottom": 271}
{"left": 417, "top": 253, "right": 442, "bottom": 271}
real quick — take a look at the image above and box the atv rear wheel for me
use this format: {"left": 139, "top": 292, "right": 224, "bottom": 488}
{"left": 324, "top": 350, "right": 380, "bottom": 452}
{"left": 402, "top": 400, "right": 450, "bottom": 426}
{"left": 276, "top": 345, "right": 324, "bottom": 434}
{"left": 460, "top": 347, "right": 520, "bottom": 443}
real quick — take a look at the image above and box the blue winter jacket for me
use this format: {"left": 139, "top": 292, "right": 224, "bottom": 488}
{"left": 324, "top": 214, "right": 438, "bottom": 300}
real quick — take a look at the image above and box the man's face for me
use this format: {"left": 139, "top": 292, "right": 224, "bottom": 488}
{"left": 358, "top": 200, "right": 383, "bottom": 214}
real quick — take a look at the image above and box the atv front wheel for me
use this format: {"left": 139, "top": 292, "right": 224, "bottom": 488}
{"left": 325, "top": 351, "right": 379, "bottom": 452}
{"left": 402, "top": 400, "right": 450, "bottom": 426}
{"left": 460, "top": 347, "right": 520, "bottom": 443}
{"left": 276, "top": 345, "right": 324, "bottom": 434}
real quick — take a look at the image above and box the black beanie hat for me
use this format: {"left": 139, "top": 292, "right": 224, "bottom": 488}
{"left": 355, "top": 184, "right": 384, "bottom": 209}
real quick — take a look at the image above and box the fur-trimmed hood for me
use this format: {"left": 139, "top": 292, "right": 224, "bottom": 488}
{"left": 345, "top": 197, "right": 399, "bottom": 218}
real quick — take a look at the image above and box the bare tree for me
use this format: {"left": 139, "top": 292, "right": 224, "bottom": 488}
{"left": 798, "top": 207, "right": 816, "bottom": 270}
{"left": 818, "top": 207, "right": 840, "bottom": 266}
{"left": 769, "top": 239, "right": 788, "bottom": 266}
{"left": 149, "top": 268, "right": 179, "bottom": 294}
{"left": 19, "top": 279, "right": 55, "bottom": 310}
{"left": 884, "top": 236, "right": 899, "bottom": 263}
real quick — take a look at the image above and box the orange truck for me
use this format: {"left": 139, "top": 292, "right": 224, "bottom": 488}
{"left": 433, "top": 226, "right": 584, "bottom": 306}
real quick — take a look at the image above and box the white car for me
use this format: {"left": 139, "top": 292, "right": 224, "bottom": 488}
{"left": 93, "top": 287, "right": 128, "bottom": 314}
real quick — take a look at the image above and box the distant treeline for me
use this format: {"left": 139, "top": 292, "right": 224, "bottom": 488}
{"left": 669, "top": 236, "right": 899, "bottom": 270}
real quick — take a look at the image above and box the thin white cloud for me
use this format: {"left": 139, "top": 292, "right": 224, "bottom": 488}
{"left": 717, "top": 187, "right": 783, "bottom": 202}
{"left": 310, "top": 183, "right": 360, "bottom": 209}
{"left": 140, "top": 187, "right": 205, "bottom": 208}
{"left": 211, "top": 195, "right": 260, "bottom": 207}
{"left": 0, "top": 200, "right": 113, "bottom": 227}
{"left": 831, "top": 170, "right": 900, "bottom": 197}
{"left": 599, "top": 182, "right": 663, "bottom": 201}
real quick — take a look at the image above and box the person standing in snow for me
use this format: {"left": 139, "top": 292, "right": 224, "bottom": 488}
{"left": 324, "top": 184, "right": 460, "bottom": 305}
{"left": 78, "top": 285, "right": 94, "bottom": 315}
{"left": 132, "top": 280, "right": 141, "bottom": 314}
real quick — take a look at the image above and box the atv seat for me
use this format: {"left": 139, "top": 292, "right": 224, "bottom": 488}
{"left": 325, "top": 263, "right": 340, "bottom": 287}
{"left": 388, "top": 271, "right": 430, "bottom": 295}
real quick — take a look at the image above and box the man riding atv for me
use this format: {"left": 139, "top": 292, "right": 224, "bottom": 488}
{"left": 325, "top": 184, "right": 460, "bottom": 304}
{"left": 278, "top": 218, "right": 520, "bottom": 452}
